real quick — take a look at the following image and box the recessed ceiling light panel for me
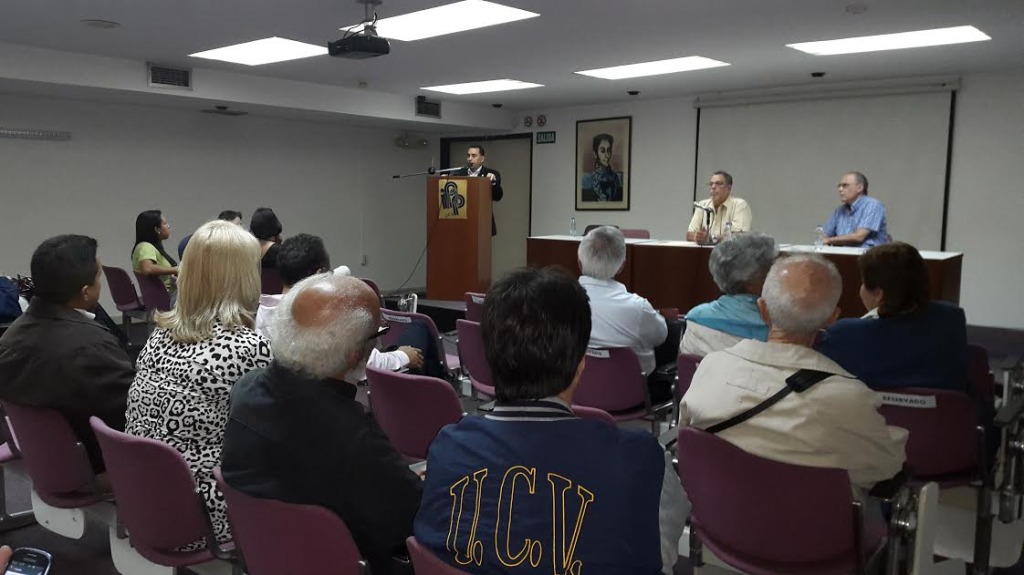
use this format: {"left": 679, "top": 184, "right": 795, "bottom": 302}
{"left": 190, "top": 37, "right": 328, "bottom": 66}
{"left": 575, "top": 56, "right": 730, "bottom": 80}
{"left": 341, "top": 0, "right": 539, "bottom": 42}
{"left": 787, "top": 25, "right": 990, "bottom": 56}
{"left": 422, "top": 79, "right": 543, "bottom": 95}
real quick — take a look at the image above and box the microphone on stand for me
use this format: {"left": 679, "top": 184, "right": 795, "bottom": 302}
{"left": 692, "top": 202, "right": 714, "bottom": 213}
{"left": 434, "top": 166, "right": 465, "bottom": 174}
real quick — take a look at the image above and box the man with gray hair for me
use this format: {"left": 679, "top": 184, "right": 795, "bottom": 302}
{"left": 680, "top": 254, "right": 906, "bottom": 489}
{"left": 681, "top": 233, "right": 778, "bottom": 357}
{"left": 578, "top": 226, "right": 667, "bottom": 378}
{"left": 221, "top": 273, "right": 421, "bottom": 575}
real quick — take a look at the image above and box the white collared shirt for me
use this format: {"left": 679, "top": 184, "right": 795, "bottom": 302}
{"left": 75, "top": 308, "right": 96, "bottom": 320}
{"left": 578, "top": 275, "right": 668, "bottom": 374}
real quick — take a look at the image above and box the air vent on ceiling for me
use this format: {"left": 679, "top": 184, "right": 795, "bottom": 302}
{"left": 148, "top": 64, "right": 192, "bottom": 90}
{"left": 415, "top": 95, "right": 441, "bottom": 119}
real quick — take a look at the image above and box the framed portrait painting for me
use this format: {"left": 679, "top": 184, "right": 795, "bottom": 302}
{"left": 576, "top": 116, "right": 631, "bottom": 211}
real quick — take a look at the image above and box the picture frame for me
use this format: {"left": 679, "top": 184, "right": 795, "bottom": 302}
{"left": 575, "top": 116, "right": 632, "bottom": 211}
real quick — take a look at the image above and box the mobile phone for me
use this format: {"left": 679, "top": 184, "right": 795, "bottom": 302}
{"left": 2, "top": 548, "right": 52, "bottom": 575}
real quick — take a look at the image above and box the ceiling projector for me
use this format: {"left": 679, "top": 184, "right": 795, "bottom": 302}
{"left": 328, "top": 33, "right": 390, "bottom": 59}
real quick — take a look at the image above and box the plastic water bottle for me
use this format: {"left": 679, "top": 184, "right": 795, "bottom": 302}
{"left": 815, "top": 225, "right": 826, "bottom": 250}
{"left": 723, "top": 221, "right": 733, "bottom": 240}
{"left": 570, "top": 217, "right": 577, "bottom": 237}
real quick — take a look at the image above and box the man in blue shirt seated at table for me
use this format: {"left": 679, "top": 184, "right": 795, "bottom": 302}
{"left": 414, "top": 266, "right": 667, "bottom": 575}
{"left": 822, "top": 171, "right": 889, "bottom": 248}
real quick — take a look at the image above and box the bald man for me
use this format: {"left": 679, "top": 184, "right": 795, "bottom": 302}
{"left": 680, "top": 254, "right": 906, "bottom": 490}
{"left": 221, "top": 274, "right": 421, "bottom": 575}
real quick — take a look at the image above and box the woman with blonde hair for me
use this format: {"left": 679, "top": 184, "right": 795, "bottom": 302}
{"left": 126, "top": 219, "right": 272, "bottom": 547}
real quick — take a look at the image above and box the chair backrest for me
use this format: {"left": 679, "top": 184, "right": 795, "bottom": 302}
{"left": 676, "top": 353, "right": 702, "bottom": 399}
{"left": 455, "top": 319, "right": 494, "bottom": 396}
{"left": 214, "top": 468, "right": 367, "bottom": 575}
{"left": 621, "top": 228, "right": 651, "bottom": 239}
{"left": 877, "top": 388, "right": 978, "bottom": 481}
{"left": 1, "top": 402, "right": 98, "bottom": 508}
{"left": 381, "top": 309, "right": 448, "bottom": 369}
{"left": 89, "top": 417, "right": 216, "bottom": 565}
{"left": 967, "top": 344, "right": 995, "bottom": 403}
{"left": 571, "top": 405, "right": 617, "bottom": 426}
{"left": 573, "top": 348, "right": 646, "bottom": 413}
{"left": 102, "top": 265, "right": 144, "bottom": 311}
{"left": 366, "top": 367, "right": 463, "bottom": 460}
{"left": 133, "top": 271, "right": 172, "bottom": 312}
{"left": 463, "top": 292, "right": 485, "bottom": 323}
{"left": 360, "top": 278, "right": 385, "bottom": 307}
{"left": 407, "top": 536, "right": 472, "bottom": 575}
{"left": 260, "top": 268, "right": 283, "bottom": 295}
{"left": 677, "top": 426, "right": 861, "bottom": 573}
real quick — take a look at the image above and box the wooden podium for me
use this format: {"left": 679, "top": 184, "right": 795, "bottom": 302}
{"left": 426, "top": 176, "right": 492, "bottom": 300}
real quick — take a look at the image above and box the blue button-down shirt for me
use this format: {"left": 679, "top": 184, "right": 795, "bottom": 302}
{"left": 824, "top": 195, "right": 889, "bottom": 247}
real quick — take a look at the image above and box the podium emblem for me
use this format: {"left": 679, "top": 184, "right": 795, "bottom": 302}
{"left": 438, "top": 180, "right": 468, "bottom": 219}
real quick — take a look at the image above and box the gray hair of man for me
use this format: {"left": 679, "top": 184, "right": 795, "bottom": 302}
{"left": 761, "top": 254, "right": 842, "bottom": 337}
{"left": 271, "top": 272, "right": 376, "bottom": 380}
{"left": 709, "top": 232, "right": 779, "bottom": 295}
{"left": 577, "top": 226, "right": 626, "bottom": 280}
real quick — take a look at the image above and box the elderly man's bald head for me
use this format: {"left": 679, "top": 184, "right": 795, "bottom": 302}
{"left": 760, "top": 254, "right": 842, "bottom": 338}
{"left": 273, "top": 273, "right": 380, "bottom": 379}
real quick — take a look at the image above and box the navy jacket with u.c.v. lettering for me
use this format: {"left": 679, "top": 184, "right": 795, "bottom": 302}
{"left": 413, "top": 399, "right": 664, "bottom": 574}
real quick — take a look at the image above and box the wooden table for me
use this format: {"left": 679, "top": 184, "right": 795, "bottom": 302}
{"left": 526, "top": 236, "right": 963, "bottom": 319}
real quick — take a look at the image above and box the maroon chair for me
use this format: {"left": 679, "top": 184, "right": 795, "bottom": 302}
{"left": 675, "top": 353, "right": 702, "bottom": 399}
{"left": 89, "top": 417, "right": 236, "bottom": 568}
{"left": 260, "top": 268, "right": 283, "bottom": 295}
{"left": 455, "top": 319, "right": 494, "bottom": 399}
{"left": 133, "top": 271, "right": 172, "bottom": 313}
{"left": 571, "top": 405, "right": 617, "bottom": 426}
{"left": 382, "top": 309, "right": 460, "bottom": 376}
{"left": 407, "top": 536, "right": 472, "bottom": 575}
{"left": 102, "top": 265, "right": 147, "bottom": 333}
{"left": 0, "top": 413, "right": 35, "bottom": 531}
{"left": 463, "top": 292, "right": 485, "bottom": 323}
{"left": 621, "top": 228, "right": 651, "bottom": 239}
{"left": 213, "top": 468, "right": 369, "bottom": 575}
{"left": 1, "top": 402, "right": 103, "bottom": 508}
{"left": 366, "top": 366, "right": 463, "bottom": 461}
{"left": 574, "top": 347, "right": 671, "bottom": 431}
{"left": 360, "top": 278, "right": 385, "bottom": 307}
{"left": 676, "top": 426, "right": 887, "bottom": 574}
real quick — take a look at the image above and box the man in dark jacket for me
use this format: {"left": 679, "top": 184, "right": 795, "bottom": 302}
{"left": 221, "top": 273, "right": 421, "bottom": 575}
{"left": 0, "top": 235, "right": 134, "bottom": 472}
{"left": 452, "top": 144, "right": 503, "bottom": 236}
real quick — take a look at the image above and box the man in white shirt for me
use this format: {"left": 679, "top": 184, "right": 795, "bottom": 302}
{"left": 577, "top": 226, "right": 667, "bottom": 379}
{"left": 256, "top": 233, "right": 423, "bottom": 372}
{"left": 687, "top": 170, "right": 752, "bottom": 243}
{"left": 680, "top": 254, "right": 906, "bottom": 489}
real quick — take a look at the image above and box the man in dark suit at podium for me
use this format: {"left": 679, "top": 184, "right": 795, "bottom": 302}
{"left": 452, "top": 144, "right": 503, "bottom": 235}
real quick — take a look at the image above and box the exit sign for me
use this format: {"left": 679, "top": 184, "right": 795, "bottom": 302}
{"left": 536, "top": 131, "right": 556, "bottom": 144}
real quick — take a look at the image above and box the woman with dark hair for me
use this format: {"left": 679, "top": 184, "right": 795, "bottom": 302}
{"left": 249, "top": 207, "right": 283, "bottom": 268}
{"left": 132, "top": 210, "right": 178, "bottom": 292}
{"left": 816, "top": 241, "right": 968, "bottom": 392}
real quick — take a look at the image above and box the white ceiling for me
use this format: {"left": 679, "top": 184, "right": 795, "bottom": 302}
{"left": 0, "top": 0, "right": 1022, "bottom": 111}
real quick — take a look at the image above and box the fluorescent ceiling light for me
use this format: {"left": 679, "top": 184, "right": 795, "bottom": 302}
{"left": 575, "top": 56, "right": 730, "bottom": 80}
{"left": 422, "top": 79, "right": 543, "bottom": 95}
{"left": 787, "top": 25, "right": 990, "bottom": 56}
{"left": 190, "top": 37, "right": 327, "bottom": 66}
{"left": 341, "top": 0, "right": 539, "bottom": 42}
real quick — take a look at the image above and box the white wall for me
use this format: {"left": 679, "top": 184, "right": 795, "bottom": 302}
{"left": 528, "top": 69, "right": 1024, "bottom": 329}
{"left": 0, "top": 94, "right": 432, "bottom": 313}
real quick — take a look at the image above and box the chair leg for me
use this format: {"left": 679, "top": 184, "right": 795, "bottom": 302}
{"left": 972, "top": 484, "right": 993, "bottom": 575}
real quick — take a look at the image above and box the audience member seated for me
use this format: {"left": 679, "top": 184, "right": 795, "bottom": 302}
{"left": 816, "top": 241, "right": 969, "bottom": 393}
{"left": 178, "top": 209, "right": 243, "bottom": 259}
{"left": 250, "top": 207, "right": 283, "bottom": 269}
{"left": 578, "top": 226, "right": 667, "bottom": 376}
{"left": 221, "top": 273, "right": 421, "bottom": 575}
{"left": 0, "top": 235, "right": 134, "bottom": 472}
{"left": 415, "top": 267, "right": 667, "bottom": 574}
{"left": 255, "top": 233, "right": 427, "bottom": 375}
{"left": 680, "top": 232, "right": 777, "bottom": 357}
{"left": 680, "top": 254, "right": 907, "bottom": 490}
{"left": 125, "top": 220, "right": 272, "bottom": 546}
{"left": 132, "top": 209, "right": 178, "bottom": 295}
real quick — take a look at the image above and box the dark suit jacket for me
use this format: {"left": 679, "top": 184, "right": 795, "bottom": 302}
{"left": 452, "top": 166, "right": 503, "bottom": 236}
{"left": 221, "top": 363, "right": 422, "bottom": 575}
{"left": 0, "top": 298, "right": 134, "bottom": 471}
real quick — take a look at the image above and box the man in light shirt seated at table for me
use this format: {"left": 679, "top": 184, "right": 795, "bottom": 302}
{"left": 687, "top": 170, "right": 752, "bottom": 243}
{"left": 680, "top": 254, "right": 907, "bottom": 490}
{"left": 822, "top": 171, "right": 890, "bottom": 248}
{"left": 255, "top": 233, "right": 426, "bottom": 374}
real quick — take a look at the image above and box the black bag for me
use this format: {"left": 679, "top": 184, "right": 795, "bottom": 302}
{"left": 0, "top": 276, "right": 23, "bottom": 322}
